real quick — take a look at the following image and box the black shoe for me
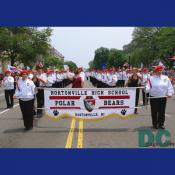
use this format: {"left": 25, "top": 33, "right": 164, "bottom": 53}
{"left": 159, "top": 125, "right": 165, "bottom": 130}
{"left": 153, "top": 125, "right": 158, "bottom": 129}
{"left": 25, "top": 126, "right": 33, "bottom": 131}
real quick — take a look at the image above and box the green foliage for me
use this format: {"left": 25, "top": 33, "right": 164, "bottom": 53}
{"left": 93, "top": 47, "right": 110, "bottom": 69}
{"left": 107, "top": 48, "right": 127, "bottom": 68}
{"left": 44, "top": 56, "right": 64, "bottom": 70}
{"left": 90, "top": 47, "right": 127, "bottom": 69}
{"left": 64, "top": 61, "right": 78, "bottom": 71}
{"left": 124, "top": 27, "right": 175, "bottom": 68}
{"left": 0, "top": 27, "right": 52, "bottom": 66}
{"left": 88, "top": 60, "right": 94, "bottom": 69}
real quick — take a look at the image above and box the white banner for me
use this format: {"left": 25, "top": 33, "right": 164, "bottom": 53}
{"left": 44, "top": 88, "right": 136, "bottom": 120}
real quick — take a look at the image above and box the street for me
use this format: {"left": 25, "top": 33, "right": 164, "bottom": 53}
{"left": 0, "top": 81, "right": 175, "bottom": 148}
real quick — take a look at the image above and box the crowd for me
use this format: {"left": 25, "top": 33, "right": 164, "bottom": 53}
{"left": 0, "top": 64, "right": 174, "bottom": 130}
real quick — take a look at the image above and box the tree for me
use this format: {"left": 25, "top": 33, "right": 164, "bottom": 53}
{"left": 107, "top": 49, "right": 127, "bottom": 68}
{"left": 89, "top": 47, "right": 127, "bottom": 69}
{"left": 93, "top": 47, "right": 110, "bottom": 69}
{"left": 0, "top": 27, "right": 52, "bottom": 66}
{"left": 64, "top": 61, "right": 77, "bottom": 71}
{"left": 88, "top": 60, "right": 94, "bottom": 69}
{"left": 124, "top": 27, "right": 161, "bottom": 66}
{"left": 44, "top": 56, "right": 64, "bottom": 70}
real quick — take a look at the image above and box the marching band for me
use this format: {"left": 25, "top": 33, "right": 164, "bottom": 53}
{"left": 0, "top": 64, "right": 174, "bottom": 130}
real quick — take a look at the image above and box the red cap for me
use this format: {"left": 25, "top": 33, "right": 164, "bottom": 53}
{"left": 142, "top": 68, "right": 148, "bottom": 73}
{"left": 27, "top": 70, "right": 32, "bottom": 74}
{"left": 153, "top": 66, "right": 164, "bottom": 72}
{"left": 20, "top": 70, "right": 28, "bottom": 75}
{"left": 5, "top": 70, "right": 11, "bottom": 74}
{"left": 46, "top": 70, "right": 52, "bottom": 74}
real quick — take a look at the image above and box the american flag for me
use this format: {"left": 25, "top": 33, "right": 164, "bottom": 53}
{"left": 7, "top": 65, "right": 21, "bottom": 73}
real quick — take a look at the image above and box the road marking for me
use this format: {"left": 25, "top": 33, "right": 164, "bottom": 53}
{"left": 0, "top": 104, "right": 19, "bottom": 116}
{"left": 77, "top": 120, "right": 84, "bottom": 148}
{"left": 165, "top": 114, "right": 172, "bottom": 118}
{"left": 65, "top": 118, "right": 76, "bottom": 148}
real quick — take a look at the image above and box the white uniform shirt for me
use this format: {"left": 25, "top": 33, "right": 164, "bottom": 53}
{"left": 3, "top": 76, "right": 14, "bottom": 90}
{"left": 141, "top": 73, "right": 150, "bottom": 86}
{"left": 56, "top": 73, "right": 62, "bottom": 82}
{"left": 108, "top": 74, "right": 118, "bottom": 86}
{"left": 146, "top": 75, "right": 174, "bottom": 97}
{"left": 15, "top": 79, "right": 36, "bottom": 100}
{"left": 38, "top": 73, "right": 47, "bottom": 87}
{"left": 46, "top": 75, "right": 54, "bottom": 87}
{"left": 127, "top": 73, "right": 132, "bottom": 79}
{"left": 117, "top": 71, "right": 128, "bottom": 81}
{"left": 97, "top": 73, "right": 102, "bottom": 82}
{"left": 80, "top": 72, "right": 85, "bottom": 82}
{"left": 52, "top": 73, "right": 57, "bottom": 83}
{"left": 101, "top": 73, "right": 106, "bottom": 83}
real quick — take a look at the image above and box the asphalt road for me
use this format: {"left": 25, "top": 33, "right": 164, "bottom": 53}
{"left": 0, "top": 82, "right": 175, "bottom": 148}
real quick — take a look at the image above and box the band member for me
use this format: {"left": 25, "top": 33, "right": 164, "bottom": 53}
{"left": 107, "top": 68, "right": 118, "bottom": 88}
{"left": 141, "top": 68, "right": 150, "bottom": 105}
{"left": 70, "top": 69, "right": 84, "bottom": 88}
{"left": 61, "top": 71, "right": 67, "bottom": 88}
{"left": 117, "top": 67, "right": 128, "bottom": 87}
{"left": 32, "top": 70, "right": 40, "bottom": 116}
{"left": 79, "top": 68, "right": 85, "bottom": 82}
{"left": 36, "top": 65, "right": 47, "bottom": 117}
{"left": 46, "top": 70, "right": 54, "bottom": 87}
{"left": 3, "top": 70, "right": 15, "bottom": 108}
{"left": 28, "top": 70, "right": 34, "bottom": 80}
{"left": 67, "top": 70, "right": 74, "bottom": 86}
{"left": 96, "top": 70, "right": 103, "bottom": 88}
{"left": 56, "top": 71, "right": 63, "bottom": 88}
{"left": 126, "top": 68, "right": 141, "bottom": 114}
{"left": 14, "top": 70, "right": 36, "bottom": 130}
{"left": 146, "top": 66, "right": 174, "bottom": 129}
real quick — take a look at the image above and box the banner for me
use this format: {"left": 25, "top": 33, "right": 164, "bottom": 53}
{"left": 44, "top": 88, "right": 136, "bottom": 120}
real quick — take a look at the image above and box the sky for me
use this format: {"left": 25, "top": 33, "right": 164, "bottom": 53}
{"left": 50, "top": 27, "right": 134, "bottom": 68}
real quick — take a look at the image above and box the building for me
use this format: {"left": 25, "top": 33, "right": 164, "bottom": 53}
{"left": 49, "top": 47, "right": 64, "bottom": 62}
{"left": 0, "top": 47, "right": 64, "bottom": 72}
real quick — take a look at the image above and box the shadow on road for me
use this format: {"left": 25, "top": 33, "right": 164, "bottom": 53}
{"left": 3, "top": 126, "right": 154, "bottom": 134}
{"left": 3, "top": 128, "right": 26, "bottom": 133}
